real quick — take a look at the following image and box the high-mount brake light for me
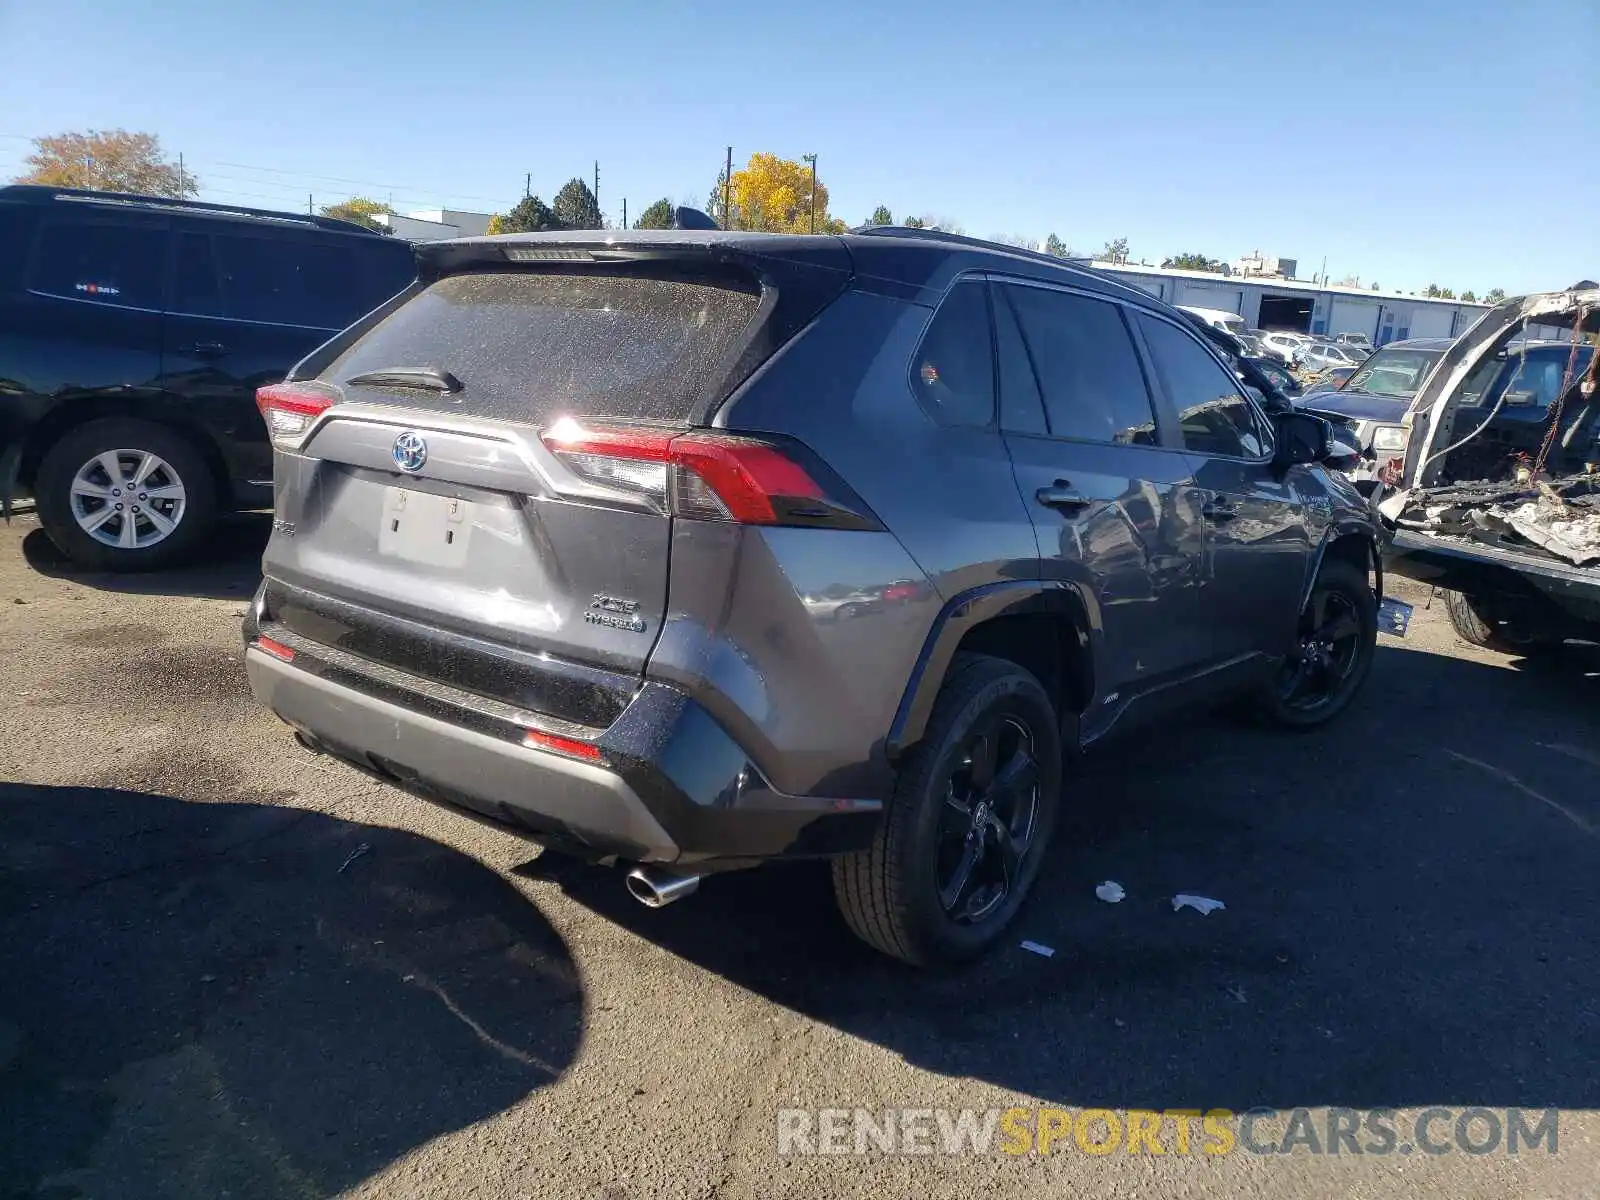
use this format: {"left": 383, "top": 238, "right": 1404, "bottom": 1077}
{"left": 539, "top": 419, "right": 873, "bottom": 528}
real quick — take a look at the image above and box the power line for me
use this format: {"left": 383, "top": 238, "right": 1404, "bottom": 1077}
{"left": 195, "top": 157, "right": 517, "bottom": 207}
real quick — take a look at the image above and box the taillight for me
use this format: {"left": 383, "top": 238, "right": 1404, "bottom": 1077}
{"left": 257, "top": 383, "right": 338, "bottom": 450}
{"left": 540, "top": 418, "right": 879, "bottom": 529}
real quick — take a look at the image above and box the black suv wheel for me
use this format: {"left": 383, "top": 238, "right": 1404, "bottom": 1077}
{"left": 35, "top": 418, "right": 219, "bottom": 572}
{"left": 832, "top": 653, "right": 1062, "bottom": 966}
{"left": 1258, "top": 557, "right": 1377, "bottom": 729}
{"left": 1444, "top": 589, "right": 1559, "bottom": 654}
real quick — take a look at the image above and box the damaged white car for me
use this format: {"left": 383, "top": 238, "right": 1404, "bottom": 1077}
{"left": 1379, "top": 285, "right": 1600, "bottom": 652}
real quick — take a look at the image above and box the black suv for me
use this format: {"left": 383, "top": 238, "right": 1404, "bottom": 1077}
{"left": 244, "top": 224, "right": 1383, "bottom": 965}
{"left": 0, "top": 185, "right": 417, "bottom": 568}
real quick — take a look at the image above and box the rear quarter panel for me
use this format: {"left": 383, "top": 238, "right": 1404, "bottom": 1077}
{"left": 673, "top": 288, "right": 1038, "bottom": 797}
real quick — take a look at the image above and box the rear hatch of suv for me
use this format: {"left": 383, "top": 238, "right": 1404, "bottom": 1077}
{"left": 256, "top": 234, "right": 852, "bottom": 732}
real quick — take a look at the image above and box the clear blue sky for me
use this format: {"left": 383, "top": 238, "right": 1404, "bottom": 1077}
{"left": 2, "top": 0, "right": 1595, "bottom": 295}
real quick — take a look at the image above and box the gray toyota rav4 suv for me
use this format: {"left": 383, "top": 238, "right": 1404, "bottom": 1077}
{"left": 244, "top": 224, "right": 1382, "bottom": 965}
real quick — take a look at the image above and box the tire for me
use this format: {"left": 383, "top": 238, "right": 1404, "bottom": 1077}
{"left": 832, "top": 653, "right": 1063, "bottom": 967}
{"left": 1444, "top": 590, "right": 1559, "bottom": 654}
{"left": 35, "top": 417, "right": 219, "bottom": 572}
{"left": 1258, "top": 557, "right": 1377, "bottom": 730}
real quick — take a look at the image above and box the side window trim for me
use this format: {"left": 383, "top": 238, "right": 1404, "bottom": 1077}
{"left": 1127, "top": 305, "right": 1276, "bottom": 463}
{"left": 990, "top": 279, "right": 1048, "bottom": 435}
{"left": 991, "top": 273, "right": 1182, "bottom": 451}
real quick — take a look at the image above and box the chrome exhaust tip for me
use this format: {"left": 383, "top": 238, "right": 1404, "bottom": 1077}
{"left": 626, "top": 866, "right": 702, "bottom": 908}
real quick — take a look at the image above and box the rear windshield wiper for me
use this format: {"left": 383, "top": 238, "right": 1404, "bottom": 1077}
{"left": 343, "top": 366, "right": 462, "bottom": 394}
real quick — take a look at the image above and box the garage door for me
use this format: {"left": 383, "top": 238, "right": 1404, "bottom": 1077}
{"left": 1174, "top": 282, "right": 1243, "bottom": 313}
{"left": 1407, "top": 306, "right": 1455, "bottom": 339}
{"left": 1328, "top": 298, "right": 1377, "bottom": 340}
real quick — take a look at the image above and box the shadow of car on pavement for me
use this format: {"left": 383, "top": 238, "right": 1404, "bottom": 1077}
{"left": 19, "top": 511, "right": 271, "bottom": 601}
{"left": 536, "top": 639, "right": 1600, "bottom": 1114}
{"left": 0, "top": 784, "right": 582, "bottom": 1199}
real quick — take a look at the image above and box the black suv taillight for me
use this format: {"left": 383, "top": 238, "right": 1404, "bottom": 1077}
{"left": 540, "top": 418, "right": 880, "bottom": 530}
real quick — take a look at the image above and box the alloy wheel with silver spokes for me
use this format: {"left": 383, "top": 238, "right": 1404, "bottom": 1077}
{"left": 936, "top": 715, "right": 1041, "bottom": 924}
{"left": 69, "top": 449, "right": 188, "bottom": 550}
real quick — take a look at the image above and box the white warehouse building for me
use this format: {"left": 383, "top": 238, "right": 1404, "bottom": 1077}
{"left": 1088, "top": 262, "right": 1490, "bottom": 346}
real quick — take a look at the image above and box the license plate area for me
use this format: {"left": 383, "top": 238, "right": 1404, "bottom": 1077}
{"left": 379, "top": 486, "right": 473, "bottom": 568}
{"left": 1378, "top": 596, "right": 1414, "bottom": 637}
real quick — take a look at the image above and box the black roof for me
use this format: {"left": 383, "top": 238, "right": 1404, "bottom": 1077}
{"left": 418, "top": 224, "right": 1159, "bottom": 309}
{"left": 0, "top": 184, "right": 388, "bottom": 237}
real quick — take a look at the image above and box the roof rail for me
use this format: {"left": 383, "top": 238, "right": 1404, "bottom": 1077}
{"left": 852, "top": 223, "right": 1092, "bottom": 270}
{"left": 2, "top": 184, "right": 382, "bottom": 236}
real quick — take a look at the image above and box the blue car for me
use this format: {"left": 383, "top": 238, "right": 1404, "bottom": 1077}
{"left": 1295, "top": 338, "right": 1454, "bottom": 474}
{"left": 1299, "top": 337, "right": 1597, "bottom": 479}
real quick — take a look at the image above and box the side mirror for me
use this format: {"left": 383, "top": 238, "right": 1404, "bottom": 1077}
{"left": 1272, "top": 410, "right": 1359, "bottom": 471}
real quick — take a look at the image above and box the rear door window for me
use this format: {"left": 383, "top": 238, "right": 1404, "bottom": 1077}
{"left": 1000, "top": 284, "right": 1158, "bottom": 445}
{"left": 214, "top": 232, "right": 362, "bottom": 329}
{"left": 171, "top": 232, "right": 224, "bottom": 317}
{"left": 327, "top": 270, "right": 763, "bottom": 424}
{"left": 1137, "top": 314, "right": 1269, "bottom": 458}
{"left": 911, "top": 281, "right": 996, "bottom": 428}
{"left": 29, "top": 220, "right": 167, "bottom": 310}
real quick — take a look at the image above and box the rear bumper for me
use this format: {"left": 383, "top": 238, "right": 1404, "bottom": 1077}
{"left": 244, "top": 635, "right": 881, "bottom": 869}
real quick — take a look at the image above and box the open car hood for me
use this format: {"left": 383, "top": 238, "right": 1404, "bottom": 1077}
{"left": 1403, "top": 287, "right": 1600, "bottom": 489}
{"left": 1298, "top": 390, "right": 1410, "bottom": 424}
{"left": 1378, "top": 287, "right": 1600, "bottom": 570}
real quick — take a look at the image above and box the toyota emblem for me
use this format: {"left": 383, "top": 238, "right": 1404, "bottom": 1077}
{"left": 392, "top": 431, "right": 427, "bottom": 473}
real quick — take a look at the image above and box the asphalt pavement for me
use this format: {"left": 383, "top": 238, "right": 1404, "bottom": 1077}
{"left": 2, "top": 511, "right": 1597, "bottom": 1199}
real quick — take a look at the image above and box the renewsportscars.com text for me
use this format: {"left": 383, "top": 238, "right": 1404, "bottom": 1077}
{"left": 776, "top": 1106, "right": 1558, "bottom": 1158}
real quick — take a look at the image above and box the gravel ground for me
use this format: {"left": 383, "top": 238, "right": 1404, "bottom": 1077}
{"left": 2, "top": 511, "right": 1597, "bottom": 1199}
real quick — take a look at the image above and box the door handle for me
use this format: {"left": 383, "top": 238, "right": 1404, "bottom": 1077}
{"left": 1036, "top": 480, "right": 1091, "bottom": 512}
{"left": 186, "top": 341, "right": 228, "bottom": 356}
{"left": 1202, "top": 498, "right": 1238, "bottom": 523}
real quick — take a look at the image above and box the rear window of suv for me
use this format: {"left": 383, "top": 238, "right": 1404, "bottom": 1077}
{"left": 327, "top": 270, "right": 762, "bottom": 424}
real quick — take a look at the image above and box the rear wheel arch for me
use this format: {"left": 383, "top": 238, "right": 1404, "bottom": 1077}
{"left": 20, "top": 396, "right": 232, "bottom": 503}
{"left": 887, "top": 582, "right": 1094, "bottom": 760}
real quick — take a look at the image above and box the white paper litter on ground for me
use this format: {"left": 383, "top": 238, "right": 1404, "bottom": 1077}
{"left": 1020, "top": 941, "right": 1055, "bottom": 958}
{"left": 1094, "top": 880, "right": 1125, "bottom": 903}
{"left": 1172, "top": 893, "right": 1226, "bottom": 915}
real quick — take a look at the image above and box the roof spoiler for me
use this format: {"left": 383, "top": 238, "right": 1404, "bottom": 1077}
{"left": 672, "top": 206, "right": 719, "bottom": 230}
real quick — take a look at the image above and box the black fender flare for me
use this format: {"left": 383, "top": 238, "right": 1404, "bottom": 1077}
{"left": 884, "top": 580, "right": 1093, "bottom": 760}
{"left": 1303, "top": 519, "right": 1382, "bottom": 612}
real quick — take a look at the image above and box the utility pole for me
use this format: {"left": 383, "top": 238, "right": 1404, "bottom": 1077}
{"left": 525, "top": 173, "right": 531, "bottom": 198}
{"left": 802, "top": 154, "right": 818, "bottom": 233}
{"left": 622, "top": 198, "right": 628, "bottom": 230}
{"left": 594, "top": 160, "right": 600, "bottom": 212}
{"left": 178, "top": 152, "right": 185, "bottom": 187}
{"left": 307, "top": 193, "right": 313, "bottom": 214}
{"left": 723, "top": 146, "right": 733, "bottom": 229}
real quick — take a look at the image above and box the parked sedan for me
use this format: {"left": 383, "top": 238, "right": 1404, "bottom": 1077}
{"left": 1300, "top": 342, "right": 1368, "bottom": 373}
{"left": 1259, "top": 330, "right": 1309, "bottom": 366}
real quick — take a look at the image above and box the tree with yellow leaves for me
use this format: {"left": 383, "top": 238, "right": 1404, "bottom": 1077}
{"left": 714, "top": 152, "right": 845, "bottom": 235}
